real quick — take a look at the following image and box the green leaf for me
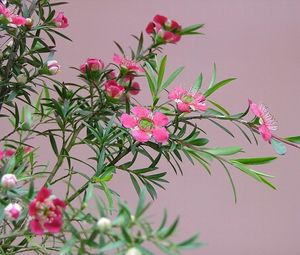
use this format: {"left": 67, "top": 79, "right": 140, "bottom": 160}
{"left": 204, "top": 78, "right": 236, "bottom": 97}
{"left": 180, "top": 23, "right": 204, "bottom": 35}
{"left": 190, "top": 73, "right": 203, "bottom": 93}
{"left": 271, "top": 139, "right": 287, "bottom": 155}
{"left": 205, "top": 146, "right": 243, "bottom": 156}
{"left": 234, "top": 157, "right": 277, "bottom": 165}
{"left": 208, "top": 63, "right": 217, "bottom": 88}
{"left": 161, "top": 66, "right": 184, "bottom": 90}
{"left": 157, "top": 56, "right": 167, "bottom": 91}
{"left": 49, "top": 132, "right": 59, "bottom": 155}
{"left": 284, "top": 136, "right": 300, "bottom": 144}
{"left": 188, "top": 138, "right": 209, "bottom": 146}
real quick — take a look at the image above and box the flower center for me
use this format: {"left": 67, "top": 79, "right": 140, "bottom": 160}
{"left": 182, "top": 95, "right": 194, "bottom": 103}
{"left": 139, "top": 118, "right": 154, "bottom": 131}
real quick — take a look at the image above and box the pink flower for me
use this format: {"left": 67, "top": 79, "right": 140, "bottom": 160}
{"left": 10, "top": 15, "right": 26, "bottom": 26}
{"left": 1, "top": 173, "right": 17, "bottom": 189}
{"left": 168, "top": 86, "right": 207, "bottom": 113}
{"left": 121, "top": 106, "right": 169, "bottom": 143}
{"left": 0, "top": 3, "right": 26, "bottom": 27}
{"left": 113, "top": 54, "right": 144, "bottom": 73}
{"left": 5, "top": 149, "right": 15, "bottom": 157}
{"left": 29, "top": 187, "right": 65, "bottom": 235}
{"left": 80, "top": 58, "right": 104, "bottom": 73}
{"left": 146, "top": 14, "right": 182, "bottom": 44}
{"left": 5, "top": 203, "right": 22, "bottom": 221}
{"left": 249, "top": 100, "right": 278, "bottom": 142}
{"left": 24, "top": 146, "right": 31, "bottom": 154}
{"left": 46, "top": 60, "right": 60, "bottom": 75}
{"left": 0, "top": 3, "right": 11, "bottom": 18}
{"left": 104, "top": 80, "right": 125, "bottom": 98}
{"left": 0, "top": 150, "right": 4, "bottom": 160}
{"left": 53, "top": 12, "right": 68, "bottom": 28}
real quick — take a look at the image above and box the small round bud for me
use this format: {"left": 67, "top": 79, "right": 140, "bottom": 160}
{"left": 1, "top": 174, "right": 17, "bottom": 189}
{"left": 81, "top": 202, "right": 88, "bottom": 210}
{"left": 97, "top": 217, "right": 112, "bottom": 232}
{"left": 130, "top": 215, "right": 135, "bottom": 222}
{"left": 25, "top": 18, "right": 33, "bottom": 29}
{"left": 16, "top": 74, "right": 27, "bottom": 84}
{"left": 125, "top": 247, "right": 142, "bottom": 255}
{"left": 46, "top": 60, "right": 60, "bottom": 75}
{"left": 4, "top": 203, "right": 22, "bottom": 221}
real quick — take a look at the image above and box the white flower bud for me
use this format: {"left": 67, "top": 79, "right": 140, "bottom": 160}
{"left": 47, "top": 60, "right": 60, "bottom": 75}
{"left": 16, "top": 74, "right": 27, "bottom": 84}
{"left": 125, "top": 247, "right": 142, "bottom": 255}
{"left": 97, "top": 217, "right": 112, "bottom": 232}
{"left": 1, "top": 174, "right": 17, "bottom": 189}
{"left": 7, "top": 40, "right": 13, "bottom": 47}
{"left": 4, "top": 203, "right": 22, "bottom": 221}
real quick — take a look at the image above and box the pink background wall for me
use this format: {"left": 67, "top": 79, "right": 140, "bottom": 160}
{"left": 49, "top": 0, "right": 300, "bottom": 254}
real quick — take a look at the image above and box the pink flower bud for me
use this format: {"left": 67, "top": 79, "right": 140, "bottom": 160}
{"left": 80, "top": 58, "right": 104, "bottom": 73}
{"left": 47, "top": 60, "right": 60, "bottom": 75}
{"left": 53, "top": 11, "right": 69, "bottom": 28}
{"left": 4, "top": 203, "right": 22, "bottom": 221}
{"left": 1, "top": 174, "right": 17, "bottom": 189}
{"left": 129, "top": 82, "right": 141, "bottom": 95}
{"left": 104, "top": 80, "right": 125, "bottom": 99}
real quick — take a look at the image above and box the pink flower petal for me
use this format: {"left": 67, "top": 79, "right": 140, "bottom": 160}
{"left": 132, "top": 106, "right": 150, "bottom": 118}
{"left": 129, "top": 82, "right": 141, "bottom": 95}
{"left": 177, "top": 102, "right": 191, "bottom": 112}
{"left": 29, "top": 219, "right": 44, "bottom": 235}
{"left": 44, "top": 218, "right": 63, "bottom": 234}
{"left": 36, "top": 187, "right": 51, "bottom": 202}
{"left": 131, "top": 130, "right": 150, "bottom": 143}
{"left": 121, "top": 114, "right": 137, "bottom": 128}
{"left": 152, "top": 127, "right": 169, "bottom": 143}
{"left": 146, "top": 22, "right": 155, "bottom": 34}
{"left": 153, "top": 112, "right": 169, "bottom": 127}
{"left": 113, "top": 54, "right": 122, "bottom": 65}
{"left": 168, "top": 86, "right": 187, "bottom": 100}
{"left": 259, "top": 124, "right": 272, "bottom": 142}
{"left": 249, "top": 99, "right": 262, "bottom": 117}
{"left": 28, "top": 200, "right": 37, "bottom": 216}
{"left": 153, "top": 15, "right": 168, "bottom": 25}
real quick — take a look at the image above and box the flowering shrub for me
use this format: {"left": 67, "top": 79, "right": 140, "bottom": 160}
{"left": 0, "top": 1, "right": 300, "bottom": 254}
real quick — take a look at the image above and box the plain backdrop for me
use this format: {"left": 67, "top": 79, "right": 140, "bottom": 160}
{"left": 12, "top": 0, "right": 300, "bottom": 254}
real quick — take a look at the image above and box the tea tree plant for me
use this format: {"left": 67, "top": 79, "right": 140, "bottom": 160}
{"left": 0, "top": 1, "right": 299, "bottom": 254}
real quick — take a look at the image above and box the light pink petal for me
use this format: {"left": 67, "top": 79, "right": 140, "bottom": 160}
{"left": 131, "top": 130, "right": 150, "bottom": 143}
{"left": 177, "top": 102, "right": 191, "bottom": 112}
{"left": 113, "top": 54, "right": 122, "bottom": 65}
{"left": 121, "top": 114, "right": 137, "bottom": 128}
{"left": 29, "top": 219, "right": 44, "bottom": 235}
{"left": 152, "top": 127, "right": 169, "bottom": 143}
{"left": 249, "top": 99, "right": 262, "bottom": 117}
{"left": 259, "top": 125, "right": 272, "bottom": 142}
{"left": 132, "top": 106, "right": 150, "bottom": 118}
{"left": 168, "top": 86, "right": 186, "bottom": 100}
{"left": 194, "top": 102, "right": 207, "bottom": 111}
{"left": 153, "top": 112, "right": 169, "bottom": 127}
